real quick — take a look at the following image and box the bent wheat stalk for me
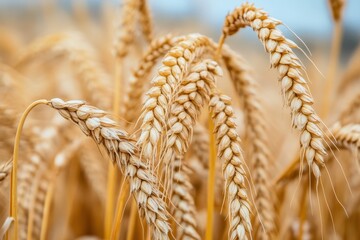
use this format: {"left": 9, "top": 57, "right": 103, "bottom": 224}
{"left": 47, "top": 98, "right": 170, "bottom": 239}
{"left": 218, "top": 3, "right": 327, "bottom": 180}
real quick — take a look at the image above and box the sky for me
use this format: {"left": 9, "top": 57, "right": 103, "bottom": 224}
{"left": 1, "top": 0, "right": 359, "bottom": 37}
{"left": 150, "top": 0, "right": 360, "bottom": 35}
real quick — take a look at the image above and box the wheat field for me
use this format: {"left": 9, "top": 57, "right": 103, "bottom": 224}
{"left": 0, "top": 0, "right": 360, "bottom": 239}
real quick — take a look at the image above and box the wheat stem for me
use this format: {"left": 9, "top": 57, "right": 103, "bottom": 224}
{"left": 9, "top": 99, "right": 48, "bottom": 240}
{"left": 205, "top": 117, "right": 217, "bottom": 240}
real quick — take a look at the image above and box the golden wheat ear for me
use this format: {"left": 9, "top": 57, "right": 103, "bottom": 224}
{"left": 123, "top": 34, "right": 184, "bottom": 127}
{"left": 137, "top": 34, "right": 210, "bottom": 161}
{"left": 47, "top": 98, "right": 170, "bottom": 239}
{"left": 208, "top": 91, "right": 252, "bottom": 239}
{"left": 218, "top": 3, "right": 327, "bottom": 181}
{"left": 220, "top": 46, "right": 277, "bottom": 239}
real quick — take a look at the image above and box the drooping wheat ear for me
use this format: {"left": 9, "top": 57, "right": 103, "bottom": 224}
{"left": 219, "top": 3, "right": 327, "bottom": 180}
{"left": 113, "top": 0, "right": 141, "bottom": 59}
{"left": 170, "top": 156, "right": 200, "bottom": 240}
{"left": 0, "top": 160, "right": 12, "bottom": 182}
{"left": 78, "top": 143, "right": 107, "bottom": 205}
{"left": 209, "top": 92, "right": 252, "bottom": 240}
{"left": 123, "top": 34, "right": 184, "bottom": 125}
{"left": 191, "top": 124, "right": 210, "bottom": 169}
{"left": 330, "top": 123, "right": 360, "bottom": 158}
{"left": 139, "top": 0, "right": 154, "bottom": 43}
{"left": 328, "top": 0, "right": 346, "bottom": 22}
{"left": 221, "top": 46, "right": 276, "bottom": 239}
{"left": 48, "top": 98, "right": 170, "bottom": 239}
{"left": 137, "top": 34, "right": 210, "bottom": 160}
{"left": 160, "top": 60, "right": 222, "bottom": 174}
{"left": 15, "top": 33, "right": 112, "bottom": 110}
{"left": 338, "top": 93, "right": 360, "bottom": 124}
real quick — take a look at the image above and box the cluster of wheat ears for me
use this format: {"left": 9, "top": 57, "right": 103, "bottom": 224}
{"left": 0, "top": 0, "right": 359, "bottom": 239}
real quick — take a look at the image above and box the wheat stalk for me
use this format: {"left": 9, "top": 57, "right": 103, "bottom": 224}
{"left": 218, "top": 3, "right": 327, "bottom": 180}
{"left": 137, "top": 34, "right": 210, "bottom": 160}
{"left": 123, "top": 34, "right": 184, "bottom": 126}
{"left": 209, "top": 92, "right": 252, "bottom": 240}
{"left": 112, "top": 0, "right": 141, "bottom": 59}
{"left": 48, "top": 98, "right": 170, "bottom": 239}
{"left": 170, "top": 156, "right": 200, "bottom": 240}
{"left": 221, "top": 46, "right": 277, "bottom": 239}
{"left": 139, "top": 0, "right": 154, "bottom": 43}
{"left": 160, "top": 60, "right": 222, "bottom": 184}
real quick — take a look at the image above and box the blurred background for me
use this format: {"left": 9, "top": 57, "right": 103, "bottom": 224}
{"left": 1, "top": 0, "right": 359, "bottom": 57}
